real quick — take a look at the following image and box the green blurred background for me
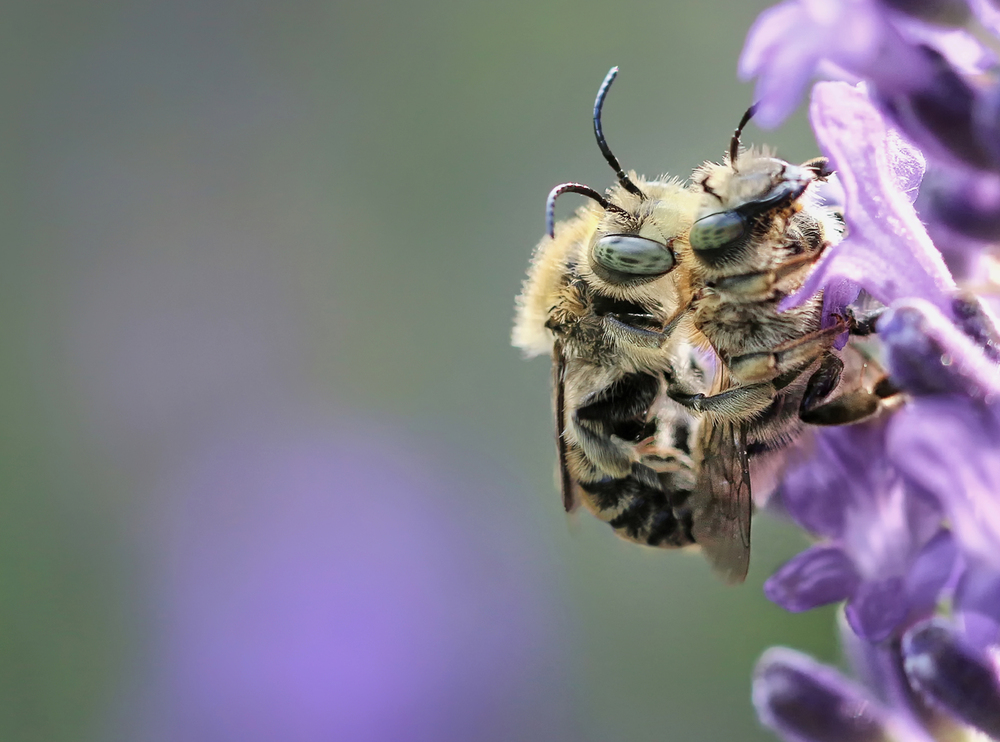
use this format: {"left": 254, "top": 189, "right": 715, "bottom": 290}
{"left": 1, "top": 1, "right": 841, "bottom": 740}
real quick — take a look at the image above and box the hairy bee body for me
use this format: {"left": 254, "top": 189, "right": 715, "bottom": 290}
{"left": 513, "top": 178, "right": 698, "bottom": 372}
{"left": 514, "top": 69, "right": 895, "bottom": 582}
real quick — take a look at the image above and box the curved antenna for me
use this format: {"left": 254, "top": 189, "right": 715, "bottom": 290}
{"left": 594, "top": 67, "right": 644, "bottom": 198}
{"left": 546, "top": 182, "right": 629, "bottom": 238}
{"left": 729, "top": 103, "right": 758, "bottom": 168}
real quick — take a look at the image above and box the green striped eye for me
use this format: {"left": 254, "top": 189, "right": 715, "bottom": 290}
{"left": 593, "top": 235, "right": 676, "bottom": 277}
{"left": 689, "top": 211, "right": 746, "bottom": 252}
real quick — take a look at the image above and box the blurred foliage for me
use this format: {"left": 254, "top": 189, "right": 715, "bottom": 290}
{"left": 0, "top": 1, "right": 839, "bottom": 740}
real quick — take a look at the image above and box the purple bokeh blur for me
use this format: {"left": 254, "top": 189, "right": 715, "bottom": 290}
{"left": 122, "top": 422, "right": 569, "bottom": 742}
{"left": 31, "top": 7, "right": 573, "bottom": 737}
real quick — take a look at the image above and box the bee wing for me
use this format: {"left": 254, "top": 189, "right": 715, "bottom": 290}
{"left": 690, "top": 416, "right": 752, "bottom": 584}
{"left": 553, "top": 340, "right": 579, "bottom": 513}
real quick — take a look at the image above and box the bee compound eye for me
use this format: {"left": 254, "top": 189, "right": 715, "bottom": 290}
{"left": 592, "top": 234, "right": 676, "bottom": 276}
{"left": 689, "top": 210, "right": 746, "bottom": 252}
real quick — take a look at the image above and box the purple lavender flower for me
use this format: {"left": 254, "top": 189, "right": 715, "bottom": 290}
{"left": 740, "top": 2, "right": 1000, "bottom": 741}
{"left": 920, "top": 167, "right": 1000, "bottom": 243}
{"left": 783, "top": 82, "right": 956, "bottom": 321}
{"left": 766, "top": 420, "right": 957, "bottom": 641}
{"left": 753, "top": 646, "right": 902, "bottom": 742}
{"left": 126, "top": 425, "right": 568, "bottom": 742}
{"left": 740, "top": 0, "right": 1000, "bottom": 172}
{"left": 754, "top": 616, "right": 1000, "bottom": 742}
{"left": 903, "top": 618, "right": 1000, "bottom": 737}
{"left": 739, "top": 0, "right": 937, "bottom": 129}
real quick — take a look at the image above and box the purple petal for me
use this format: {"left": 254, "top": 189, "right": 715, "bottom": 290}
{"left": 878, "top": 299, "right": 1000, "bottom": 398}
{"left": 753, "top": 647, "right": 896, "bottom": 742}
{"left": 972, "top": 0, "right": 1000, "bottom": 39}
{"left": 837, "top": 612, "right": 922, "bottom": 722}
{"left": 920, "top": 167, "right": 1000, "bottom": 241}
{"left": 887, "top": 397, "right": 1000, "bottom": 571}
{"left": 739, "top": 0, "right": 887, "bottom": 129}
{"left": 783, "top": 82, "right": 956, "bottom": 313}
{"left": 778, "top": 425, "right": 869, "bottom": 538}
{"left": 739, "top": 2, "right": 818, "bottom": 128}
{"left": 846, "top": 576, "right": 909, "bottom": 641}
{"left": 765, "top": 546, "right": 861, "bottom": 612}
{"left": 886, "top": 129, "right": 926, "bottom": 203}
{"left": 924, "top": 220, "right": 992, "bottom": 280}
{"left": 903, "top": 618, "right": 1000, "bottom": 739}
{"left": 975, "top": 80, "right": 1000, "bottom": 166}
{"left": 880, "top": 0, "right": 971, "bottom": 26}
{"left": 955, "top": 561, "right": 1000, "bottom": 650}
{"left": 904, "top": 529, "right": 959, "bottom": 619}
{"left": 821, "top": 279, "right": 863, "bottom": 346}
{"left": 739, "top": 2, "right": 805, "bottom": 79}
{"left": 876, "top": 45, "right": 997, "bottom": 172}
{"left": 891, "top": 11, "right": 994, "bottom": 72}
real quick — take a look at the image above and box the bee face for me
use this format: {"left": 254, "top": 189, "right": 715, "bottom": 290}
{"left": 513, "top": 68, "right": 898, "bottom": 583}
{"left": 690, "top": 157, "right": 819, "bottom": 269}
{"left": 579, "top": 180, "right": 699, "bottom": 303}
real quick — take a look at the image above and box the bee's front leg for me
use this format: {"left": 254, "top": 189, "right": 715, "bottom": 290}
{"left": 707, "top": 251, "right": 827, "bottom": 303}
{"left": 667, "top": 381, "right": 775, "bottom": 424}
{"left": 841, "top": 305, "right": 886, "bottom": 336}
{"left": 726, "top": 319, "right": 847, "bottom": 384}
{"left": 798, "top": 353, "right": 900, "bottom": 425}
{"left": 602, "top": 315, "right": 668, "bottom": 349}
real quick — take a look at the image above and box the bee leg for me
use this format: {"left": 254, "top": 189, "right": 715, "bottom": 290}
{"left": 667, "top": 381, "right": 775, "bottom": 423}
{"left": 727, "top": 320, "right": 847, "bottom": 384}
{"left": 799, "top": 352, "right": 843, "bottom": 413}
{"left": 603, "top": 315, "right": 669, "bottom": 349}
{"left": 800, "top": 364, "right": 901, "bottom": 426}
{"left": 800, "top": 388, "right": 884, "bottom": 426}
{"left": 843, "top": 305, "right": 885, "bottom": 336}
{"left": 572, "top": 373, "right": 660, "bottom": 479}
{"left": 710, "top": 252, "right": 826, "bottom": 301}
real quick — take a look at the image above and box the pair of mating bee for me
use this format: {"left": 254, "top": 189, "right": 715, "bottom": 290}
{"left": 513, "top": 68, "right": 896, "bottom": 583}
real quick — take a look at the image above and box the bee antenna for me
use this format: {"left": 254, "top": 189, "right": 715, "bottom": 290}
{"left": 594, "top": 67, "right": 644, "bottom": 199}
{"left": 729, "top": 103, "right": 758, "bottom": 169}
{"left": 546, "top": 182, "right": 629, "bottom": 238}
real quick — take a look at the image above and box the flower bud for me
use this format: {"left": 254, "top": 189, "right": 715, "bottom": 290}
{"left": 754, "top": 648, "right": 896, "bottom": 742}
{"left": 903, "top": 619, "right": 1000, "bottom": 738}
{"left": 921, "top": 168, "right": 1000, "bottom": 242}
{"left": 765, "top": 546, "right": 859, "bottom": 613}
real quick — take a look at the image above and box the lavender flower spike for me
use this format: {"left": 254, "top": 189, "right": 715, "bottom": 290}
{"left": 769, "top": 421, "right": 957, "bottom": 642}
{"left": 741, "top": 2, "right": 1000, "bottom": 741}
{"left": 739, "top": 0, "right": 934, "bottom": 128}
{"left": 784, "top": 82, "right": 956, "bottom": 318}
{"left": 879, "top": 298, "right": 1000, "bottom": 399}
{"left": 741, "top": 0, "right": 1000, "bottom": 171}
{"left": 753, "top": 647, "right": 901, "bottom": 742}
{"left": 903, "top": 618, "right": 1000, "bottom": 739}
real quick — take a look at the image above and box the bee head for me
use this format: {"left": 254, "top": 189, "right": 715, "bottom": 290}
{"left": 687, "top": 104, "right": 830, "bottom": 262}
{"left": 545, "top": 182, "right": 679, "bottom": 283}
{"left": 545, "top": 69, "right": 684, "bottom": 285}
{"left": 689, "top": 156, "right": 816, "bottom": 261}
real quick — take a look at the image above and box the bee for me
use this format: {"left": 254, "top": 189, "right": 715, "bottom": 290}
{"left": 513, "top": 68, "right": 897, "bottom": 582}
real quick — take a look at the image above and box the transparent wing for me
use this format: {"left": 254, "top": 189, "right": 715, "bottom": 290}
{"left": 691, "top": 412, "right": 752, "bottom": 584}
